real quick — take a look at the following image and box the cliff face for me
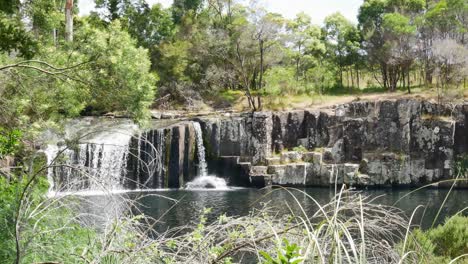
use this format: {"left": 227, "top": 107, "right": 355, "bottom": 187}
{"left": 47, "top": 99, "right": 468, "bottom": 191}
{"left": 198, "top": 99, "right": 468, "bottom": 188}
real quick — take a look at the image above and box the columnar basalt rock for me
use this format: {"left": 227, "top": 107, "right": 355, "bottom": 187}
{"left": 198, "top": 99, "right": 468, "bottom": 188}
{"left": 125, "top": 122, "right": 198, "bottom": 189}
{"left": 107, "top": 99, "right": 468, "bottom": 190}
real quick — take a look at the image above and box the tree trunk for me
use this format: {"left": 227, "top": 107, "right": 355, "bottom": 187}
{"left": 53, "top": 29, "right": 57, "bottom": 46}
{"left": 259, "top": 39, "right": 264, "bottom": 91}
{"left": 65, "top": 0, "right": 74, "bottom": 42}
{"left": 356, "top": 65, "right": 360, "bottom": 89}
{"left": 407, "top": 66, "right": 410, "bottom": 91}
{"left": 381, "top": 63, "right": 388, "bottom": 90}
{"left": 388, "top": 65, "right": 399, "bottom": 92}
{"left": 339, "top": 67, "right": 343, "bottom": 87}
{"left": 346, "top": 68, "right": 349, "bottom": 88}
{"left": 296, "top": 44, "right": 301, "bottom": 82}
{"left": 401, "top": 68, "right": 405, "bottom": 89}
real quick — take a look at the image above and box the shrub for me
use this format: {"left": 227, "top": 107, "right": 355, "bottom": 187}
{"left": 0, "top": 128, "right": 21, "bottom": 158}
{"left": 427, "top": 215, "right": 468, "bottom": 258}
{"left": 76, "top": 20, "right": 158, "bottom": 121}
{"left": 403, "top": 215, "right": 468, "bottom": 262}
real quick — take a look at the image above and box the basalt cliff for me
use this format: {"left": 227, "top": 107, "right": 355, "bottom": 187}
{"left": 47, "top": 99, "right": 468, "bottom": 191}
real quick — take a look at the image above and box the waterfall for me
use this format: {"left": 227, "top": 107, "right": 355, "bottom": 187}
{"left": 45, "top": 119, "right": 136, "bottom": 193}
{"left": 186, "top": 122, "right": 229, "bottom": 190}
{"left": 193, "top": 122, "right": 208, "bottom": 176}
{"left": 45, "top": 118, "right": 229, "bottom": 193}
{"left": 44, "top": 145, "right": 58, "bottom": 193}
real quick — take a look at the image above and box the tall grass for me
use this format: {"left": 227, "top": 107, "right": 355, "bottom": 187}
{"left": 7, "top": 138, "right": 468, "bottom": 263}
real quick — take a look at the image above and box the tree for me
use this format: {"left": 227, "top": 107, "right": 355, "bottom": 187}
{"left": 172, "top": 0, "right": 204, "bottom": 24}
{"left": 65, "top": 0, "right": 74, "bottom": 42}
{"left": 0, "top": 12, "right": 37, "bottom": 59}
{"left": 287, "top": 13, "right": 325, "bottom": 82}
{"left": 358, "top": 0, "right": 424, "bottom": 91}
{"left": 123, "top": 3, "right": 175, "bottom": 49}
{"left": 75, "top": 20, "right": 157, "bottom": 120}
{"left": 94, "top": 0, "right": 124, "bottom": 21}
{"left": 0, "top": 0, "right": 20, "bottom": 14}
{"left": 431, "top": 38, "right": 468, "bottom": 98}
{"left": 323, "top": 13, "right": 361, "bottom": 88}
{"left": 381, "top": 12, "right": 417, "bottom": 92}
{"left": 417, "top": 0, "right": 468, "bottom": 85}
{"left": 231, "top": 3, "right": 284, "bottom": 110}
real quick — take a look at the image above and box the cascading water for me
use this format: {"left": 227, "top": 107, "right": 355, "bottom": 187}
{"left": 45, "top": 118, "right": 230, "bottom": 194}
{"left": 186, "top": 122, "right": 229, "bottom": 190}
{"left": 45, "top": 119, "right": 137, "bottom": 194}
{"left": 193, "top": 122, "right": 208, "bottom": 176}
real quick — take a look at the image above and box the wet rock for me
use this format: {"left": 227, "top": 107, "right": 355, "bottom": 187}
{"left": 343, "top": 163, "right": 360, "bottom": 185}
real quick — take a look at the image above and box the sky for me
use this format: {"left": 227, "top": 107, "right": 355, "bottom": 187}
{"left": 79, "top": 0, "right": 364, "bottom": 25}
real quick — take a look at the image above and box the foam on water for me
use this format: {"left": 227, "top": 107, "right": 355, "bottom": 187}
{"left": 185, "top": 175, "right": 230, "bottom": 190}
{"left": 186, "top": 122, "right": 230, "bottom": 190}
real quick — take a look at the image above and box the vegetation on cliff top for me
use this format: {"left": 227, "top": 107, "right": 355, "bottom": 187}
{"left": 0, "top": 1, "right": 467, "bottom": 263}
{"left": 1, "top": 0, "right": 467, "bottom": 131}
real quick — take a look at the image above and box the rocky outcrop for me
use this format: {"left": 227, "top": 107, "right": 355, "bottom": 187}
{"left": 198, "top": 99, "right": 468, "bottom": 188}
{"left": 48, "top": 99, "right": 467, "bottom": 191}
{"left": 125, "top": 122, "right": 197, "bottom": 189}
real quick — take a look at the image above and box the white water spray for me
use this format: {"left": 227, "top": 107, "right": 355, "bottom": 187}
{"left": 44, "top": 119, "right": 137, "bottom": 193}
{"left": 187, "top": 122, "right": 228, "bottom": 190}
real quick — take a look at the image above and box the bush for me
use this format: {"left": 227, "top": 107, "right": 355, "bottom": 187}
{"left": 404, "top": 215, "right": 468, "bottom": 262}
{"left": 427, "top": 215, "right": 468, "bottom": 258}
{"left": 0, "top": 128, "right": 21, "bottom": 158}
{"left": 76, "top": 20, "right": 158, "bottom": 121}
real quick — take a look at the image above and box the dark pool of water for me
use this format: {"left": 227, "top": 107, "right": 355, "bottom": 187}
{"left": 119, "top": 187, "right": 467, "bottom": 233}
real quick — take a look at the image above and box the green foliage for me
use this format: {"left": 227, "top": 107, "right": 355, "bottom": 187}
{"left": 24, "top": 0, "right": 64, "bottom": 41}
{"left": 455, "top": 154, "right": 468, "bottom": 177}
{"left": 264, "top": 67, "right": 306, "bottom": 95}
{"left": 0, "top": 0, "right": 20, "bottom": 14}
{"left": 403, "top": 215, "right": 468, "bottom": 262}
{"left": 0, "top": 12, "right": 37, "bottom": 58}
{"left": 124, "top": 3, "right": 175, "bottom": 51}
{"left": 0, "top": 176, "right": 21, "bottom": 261}
{"left": 291, "top": 145, "right": 307, "bottom": 153}
{"left": 172, "top": 0, "right": 203, "bottom": 24}
{"left": 0, "top": 173, "right": 49, "bottom": 262}
{"left": 0, "top": 172, "right": 102, "bottom": 264}
{"left": 0, "top": 128, "right": 21, "bottom": 158}
{"left": 73, "top": 20, "right": 157, "bottom": 121}
{"left": 260, "top": 238, "right": 304, "bottom": 264}
{"left": 382, "top": 13, "right": 415, "bottom": 35}
{"left": 427, "top": 215, "right": 468, "bottom": 258}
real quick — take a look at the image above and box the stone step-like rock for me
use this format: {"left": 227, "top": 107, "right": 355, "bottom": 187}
{"left": 196, "top": 99, "right": 467, "bottom": 188}
{"left": 250, "top": 166, "right": 268, "bottom": 175}
{"left": 280, "top": 151, "right": 303, "bottom": 163}
{"left": 269, "top": 164, "right": 307, "bottom": 186}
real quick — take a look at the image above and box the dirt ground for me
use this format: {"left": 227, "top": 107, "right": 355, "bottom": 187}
{"left": 152, "top": 87, "right": 467, "bottom": 118}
